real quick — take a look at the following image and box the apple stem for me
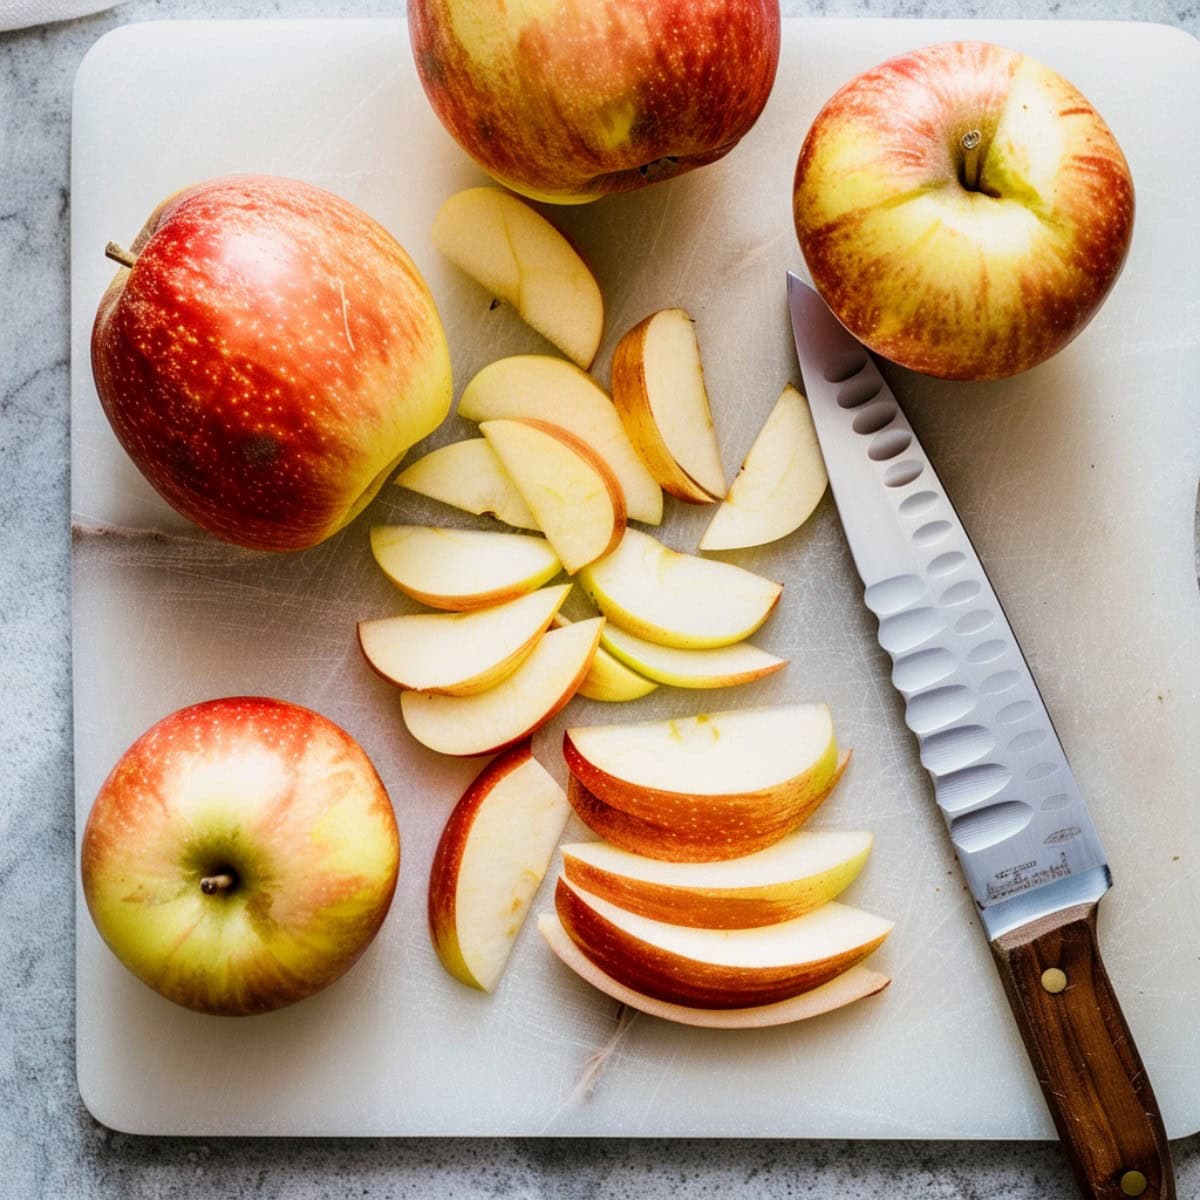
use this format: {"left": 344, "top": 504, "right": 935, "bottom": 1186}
{"left": 105, "top": 242, "right": 138, "bottom": 270}
{"left": 200, "top": 873, "right": 236, "bottom": 895}
{"left": 960, "top": 130, "right": 983, "bottom": 192}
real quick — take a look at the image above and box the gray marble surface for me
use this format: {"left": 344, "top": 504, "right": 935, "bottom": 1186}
{"left": 2, "top": 1, "right": 1197, "bottom": 1196}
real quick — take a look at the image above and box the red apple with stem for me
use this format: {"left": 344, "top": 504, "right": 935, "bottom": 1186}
{"left": 80, "top": 697, "right": 400, "bottom": 1016}
{"left": 408, "top": 0, "right": 781, "bottom": 203}
{"left": 92, "top": 175, "right": 453, "bottom": 550}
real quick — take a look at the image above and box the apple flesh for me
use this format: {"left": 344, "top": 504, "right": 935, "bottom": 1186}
{"left": 553, "top": 614, "right": 659, "bottom": 703}
{"left": 400, "top": 617, "right": 604, "bottom": 757}
{"left": 459, "top": 355, "right": 663, "bottom": 525}
{"left": 612, "top": 308, "right": 726, "bottom": 502}
{"left": 540, "top": 913, "right": 890, "bottom": 1028}
{"left": 394, "top": 439, "right": 538, "bottom": 530}
{"left": 480, "top": 419, "right": 626, "bottom": 573}
{"left": 432, "top": 187, "right": 603, "bottom": 369}
{"left": 408, "top": 0, "right": 781, "bottom": 204}
{"left": 80, "top": 697, "right": 399, "bottom": 1016}
{"left": 599, "top": 622, "right": 787, "bottom": 690}
{"left": 555, "top": 878, "right": 893, "bottom": 1009}
{"left": 578, "top": 528, "right": 782, "bottom": 649}
{"left": 561, "top": 830, "right": 872, "bottom": 929}
{"left": 429, "top": 740, "right": 569, "bottom": 991}
{"left": 91, "top": 175, "right": 452, "bottom": 551}
{"left": 370, "top": 525, "right": 562, "bottom": 611}
{"left": 793, "top": 42, "right": 1135, "bottom": 380}
{"left": 699, "top": 385, "right": 827, "bottom": 552}
{"left": 358, "top": 583, "right": 570, "bottom": 695}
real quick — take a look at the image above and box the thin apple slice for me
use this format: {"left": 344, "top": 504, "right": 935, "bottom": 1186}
{"left": 599, "top": 623, "right": 786, "bottom": 690}
{"left": 578, "top": 529, "right": 782, "bottom": 649}
{"left": 370, "top": 525, "right": 561, "bottom": 611}
{"left": 481, "top": 419, "right": 625, "bottom": 574}
{"left": 556, "top": 878, "right": 893, "bottom": 1009}
{"left": 459, "top": 356, "right": 663, "bottom": 525}
{"left": 561, "top": 830, "right": 873, "bottom": 929}
{"left": 700, "top": 385, "right": 828, "bottom": 552}
{"left": 429, "top": 741, "right": 569, "bottom": 992}
{"left": 432, "top": 187, "right": 603, "bottom": 369}
{"left": 539, "top": 914, "right": 890, "bottom": 1028}
{"left": 553, "top": 614, "right": 658, "bottom": 703}
{"left": 565, "top": 754, "right": 851, "bottom": 863}
{"left": 358, "top": 584, "right": 570, "bottom": 695}
{"left": 401, "top": 617, "right": 604, "bottom": 757}
{"left": 394, "top": 439, "right": 538, "bottom": 530}
{"left": 611, "top": 308, "right": 726, "bottom": 503}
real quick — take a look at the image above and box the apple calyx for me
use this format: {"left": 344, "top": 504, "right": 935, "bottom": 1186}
{"left": 200, "top": 871, "right": 237, "bottom": 896}
{"left": 105, "top": 242, "right": 138, "bottom": 269}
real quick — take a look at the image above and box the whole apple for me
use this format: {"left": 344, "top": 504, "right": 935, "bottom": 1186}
{"left": 92, "top": 175, "right": 453, "bottom": 551}
{"left": 408, "top": 0, "right": 781, "bottom": 203}
{"left": 793, "top": 42, "right": 1135, "bottom": 380}
{"left": 81, "top": 697, "right": 400, "bottom": 1016}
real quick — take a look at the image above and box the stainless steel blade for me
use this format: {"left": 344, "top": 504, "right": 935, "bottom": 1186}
{"left": 787, "top": 273, "right": 1110, "bottom": 941}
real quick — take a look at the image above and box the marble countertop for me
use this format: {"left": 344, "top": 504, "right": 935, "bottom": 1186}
{"left": 2, "top": 1, "right": 1197, "bottom": 1196}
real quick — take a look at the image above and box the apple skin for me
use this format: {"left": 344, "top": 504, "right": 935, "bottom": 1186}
{"left": 408, "top": 0, "right": 781, "bottom": 204}
{"left": 80, "top": 697, "right": 400, "bottom": 1016}
{"left": 92, "top": 175, "right": 453, "bottom": 550}
{"left": 793, "top": 42, "right": 1135, "bottom": 380}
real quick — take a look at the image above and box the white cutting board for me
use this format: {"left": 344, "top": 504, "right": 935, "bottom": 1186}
{"left": 70, "top": 18, "right": 1200, "bottom": 1138}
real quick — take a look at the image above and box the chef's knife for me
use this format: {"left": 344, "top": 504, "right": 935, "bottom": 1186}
{"left": 786, "top": 273, "right": 1174, "bottom": 1200}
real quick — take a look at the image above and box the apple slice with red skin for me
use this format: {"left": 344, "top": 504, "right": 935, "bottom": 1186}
{"left": 560, "top": 829, "right": 873, "bottom": 929}
{"left": 429, "top": 740, "right": 569, "bottom": 991}
{"left": 358, "top": 584, "right": 570, "bottom": 695}
{"left": 394, "top": 439, "right": 538, "bottom": 530}
{"left": 539, "top": 914, "right": 890, "bottom": 1029}
{"left": 555, "top": 877, "right": 893, "bottom": 1009}
{"left": 401, "top": 617, "right": 604, "bottom": 757}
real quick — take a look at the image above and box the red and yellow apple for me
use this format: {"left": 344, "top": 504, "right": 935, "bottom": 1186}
{"left": 408, "top": 0, "right": 782, "bottom": 204}
{"left": 793, "top": 42, "right": 1135, "bottom": 380}
{"left": 92, "top": 174, "right": 453, "bottom": 550}
{"left": 80, "top": 697, "right": 400, "bottom": 1016}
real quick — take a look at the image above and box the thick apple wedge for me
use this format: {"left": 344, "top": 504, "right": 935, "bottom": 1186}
{"left": 481, "top": 419, "right": 625, "bottom": 573}
{"left": 401, "top": 617, "right": 604, "bottom": 757}
{"left": 553, "top": 615, "right": 658, "bottom": 703}
{"left": 561, "top": 830, "right": 872, "bottom": 929}
{"left": 371, "top": 525, "right": 561, "bottom": 611}
{"left": 699, "top": 385, "right": 828, "bottom": 552}
{"left": 432, "top": 187, "right": 603, "bottom": 369}
{"left": 394, "top": 439, "right": 538, "bottom": 530}
{"left": 566, "top": 755, "right": 850, "bottom": 863}
{"left": 578, "top": 529, "right": 782, "bottom": 649}
{"left": 600, "top": 623, "right": 786, "bottom": 690}
{"left": 459, "top": 356, "right": 662, "bottom": 525}
{"left": 555, "top": 878, "right": 893, "bottom": 1009}
{"left": 539, "top": 915, "right": 890, "bottom": 1029}
{"left": 611, "top": 308, "right": 726, "bottom": 503}
{"left": 358, "top": 584, "right": 570, "bottom": 695}
{"left": 429, "top": 741, "right": 569, "bottom": 992}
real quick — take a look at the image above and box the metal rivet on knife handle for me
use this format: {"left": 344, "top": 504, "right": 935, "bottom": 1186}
{"left": 1041, "top": 967, "right": 1068, "bottom": 994}
{"left": 1121, "top": 1170, "right": 1149, "bottom": 1197}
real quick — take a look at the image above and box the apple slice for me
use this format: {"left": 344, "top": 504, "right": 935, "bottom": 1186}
{"left": 429, "top": 740, "right": 569, "bottom": 992}
{"left": 432, "top": 187, "right": 603, "bottom": 369}
{"left": 700, "top": 385, "right": 828, "bottom": 552}
{"left": 553, "top": 614, "right": 658, "bottom": 703}
{"left": 611, "top": 308, "right": 726, "bottom": 503}
{"left": 539, "top": 914, "right": 890, "bottom": 1029}
{"left": 565, "top": 755, "right": 850, "bottom": 863}
{"left": 561, "top": 830, "right": 872, "bottom": 929}
{"left": 599, "top": 623, "right": 786, "bottom": 690}
{"left": 555, "top": 878, "right": 893, "bottom": 1009}
{"left": 401, "top": 617, "right": 604, "bottom": 757}
{"left": 578, "top": 529, "right": 782, "bottom": 649}
{"left": 394, "top": 439, "right": 538, "bottom": 530}
{"left": 480, "top": 419, "right": 625, "bottom": 574}
{"left": 459, "top": 356, "right": 663, "bottom": 525}
{"left": 370, "top": 525, "right": 561, "bottom": 611}
{"left": 358, "top": 584, "right": 570, "bottom": 695}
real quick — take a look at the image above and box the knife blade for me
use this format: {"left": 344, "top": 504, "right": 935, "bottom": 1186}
{"left": 786, "top": 272, "right": 1174, "bottom": 1200}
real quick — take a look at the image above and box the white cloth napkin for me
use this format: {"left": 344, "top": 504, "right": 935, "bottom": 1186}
{"left": 1, "top": 0, "right": 115, "bottom": 32}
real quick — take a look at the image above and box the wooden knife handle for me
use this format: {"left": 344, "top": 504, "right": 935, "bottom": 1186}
{"left": 990, "top": 901, "right": 1175, "bottom": 1199}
